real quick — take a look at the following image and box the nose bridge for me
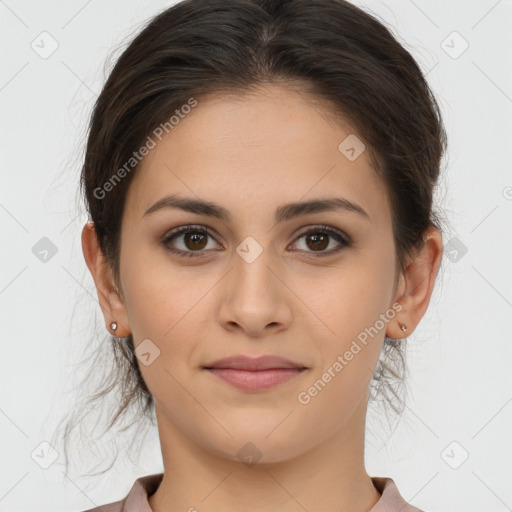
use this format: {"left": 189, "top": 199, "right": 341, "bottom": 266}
{"left": 232, "top": 234, "right": 278, "bottom": 298}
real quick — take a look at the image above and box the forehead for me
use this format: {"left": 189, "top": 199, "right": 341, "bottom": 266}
{"left": 123, "top": 84, "right": 391, "bottom": 228}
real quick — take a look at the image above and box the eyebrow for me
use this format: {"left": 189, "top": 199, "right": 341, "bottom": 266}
{"left": 143, "top": 194, "right": 371, "bottom": 223}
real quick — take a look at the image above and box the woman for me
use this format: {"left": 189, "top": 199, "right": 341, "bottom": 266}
{"left": 71, "top": 0, "right": 446, "bottom": 510}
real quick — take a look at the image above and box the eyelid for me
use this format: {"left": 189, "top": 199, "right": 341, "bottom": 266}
{"left": 292, "top": 224, "right": 351, "bottom": 244}
{"left": 161, "top": 224, "right": 222, "bottom": 254}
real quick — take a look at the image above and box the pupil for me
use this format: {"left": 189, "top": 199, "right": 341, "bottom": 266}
{"left": 308, "top": 233, "right": 328, "bottom": 251}
{"left": 186, "top": 232, "right": 206, "bottom": 250}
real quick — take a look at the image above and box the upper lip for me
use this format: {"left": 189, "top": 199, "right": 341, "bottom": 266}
{"left": 203, "top": 355, "right": 307, "bottom": 371}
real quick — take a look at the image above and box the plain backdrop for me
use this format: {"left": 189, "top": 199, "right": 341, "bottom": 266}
{"left": 1, "top": 1, "right": 511, "bottom": 511}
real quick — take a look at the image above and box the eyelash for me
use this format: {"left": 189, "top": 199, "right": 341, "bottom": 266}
{"left": 160, "top": 224, "right": 351, "bottom": 258}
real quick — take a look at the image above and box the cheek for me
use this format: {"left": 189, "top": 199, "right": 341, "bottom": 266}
{"left": 312, "top": 258, "right": 395, "bottom": 347}
{"left": 299, "top": 246, "right": 397, "bottom": 396}
{"left": 121, "top": 261, "right": 205, "bottom": 414}
{"left": 119, "top": 243, "right": 222, "bottom": 377}
{"left": 294, "top": 281, "right": 392, "bottom": 435}
{"left": 120, "top": 239, "right": 204, "bottom": 338}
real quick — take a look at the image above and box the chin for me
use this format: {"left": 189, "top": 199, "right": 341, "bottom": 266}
{"left": 203, "top": 427, "right": 308, "bottom": 466}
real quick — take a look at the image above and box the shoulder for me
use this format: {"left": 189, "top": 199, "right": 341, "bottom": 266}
{"left": 79, "top": 500, "right": 124, "bottom": 512}
{"left": 76, "top": 473, "right": 164, "bottom": 512}
{"left": 370, "top": 476, "right": 428, "bottom": 512}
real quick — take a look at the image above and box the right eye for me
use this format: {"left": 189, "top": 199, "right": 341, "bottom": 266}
{"left": 161, "top": 224, "right": 222, "bottom": 258}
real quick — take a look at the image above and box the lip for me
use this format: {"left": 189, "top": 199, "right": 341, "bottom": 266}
{"left": 203, "top": 354, "right": 307, "bottom": 371}
{"left": 203, "top": 355, "right": 308, "bottom": 392}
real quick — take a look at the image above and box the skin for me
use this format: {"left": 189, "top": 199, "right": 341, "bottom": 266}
{"left": 82, "top": 83, "right": 443, "bottom": 512}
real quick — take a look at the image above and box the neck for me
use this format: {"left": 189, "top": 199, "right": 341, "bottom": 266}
{"left": 148, "top": 393, "right": 381, "bottom": 512}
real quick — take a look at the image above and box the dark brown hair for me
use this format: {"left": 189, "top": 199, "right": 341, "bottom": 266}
{"left": 54, "top": 0, "right": 447, "bottom": 478}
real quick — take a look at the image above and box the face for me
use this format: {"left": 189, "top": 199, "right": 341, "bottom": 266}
{"left": 113, "top": 84, "right": 402, "bottom": 463}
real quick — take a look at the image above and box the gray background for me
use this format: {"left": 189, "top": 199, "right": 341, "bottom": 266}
{"left": 1, "top": 0, "right": 511, "bottom": 510}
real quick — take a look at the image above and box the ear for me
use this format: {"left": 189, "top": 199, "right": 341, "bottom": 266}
{"left": 386, "top": 226, "right": 443, "bottom": 339}
{"left": 81, "top": 221, "right": 131, "bottom": 337}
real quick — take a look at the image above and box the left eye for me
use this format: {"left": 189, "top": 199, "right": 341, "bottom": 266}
{"left": 161, "top": 224, "right": 351, "bottom": 258}
{"left": 291, "top": 226, "right": 350, "bottom": 256}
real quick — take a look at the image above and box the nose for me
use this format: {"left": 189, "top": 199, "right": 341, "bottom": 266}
{"left": 217, "top": 242, "right": 293, "bottom": 338}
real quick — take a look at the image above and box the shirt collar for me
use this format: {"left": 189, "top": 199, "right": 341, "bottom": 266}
{"left": 106, "top": 472, "right": 424, "bottom": 512}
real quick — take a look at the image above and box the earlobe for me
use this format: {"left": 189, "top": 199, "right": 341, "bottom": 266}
{"left": 386, "top": 226, "right": 443, "bottom": 339}
{"left": 81, "top": 221, "right": 131, "bottom": 337}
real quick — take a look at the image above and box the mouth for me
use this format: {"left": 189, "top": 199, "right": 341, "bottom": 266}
{"left": 202, "top": 354, "right": 308, "bottom": 392}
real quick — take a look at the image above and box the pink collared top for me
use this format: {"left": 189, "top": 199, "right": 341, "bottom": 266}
{"left": 79, "top": 473, "right": 425, "bottom": 512}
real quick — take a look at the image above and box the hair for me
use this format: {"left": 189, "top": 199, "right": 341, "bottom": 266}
{"left": 53, "top": 0, "right": 447, "bottom": 479}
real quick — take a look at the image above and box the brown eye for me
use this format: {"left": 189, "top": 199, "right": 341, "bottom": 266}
{"left": 183, "top": 231, "right": 208, "bottom": 250}
{"left": 161, "top": 225, "right": 221, "bottom": 258}
{"left": 291, "top": 225, "right": 351, "bottom": 256}
{"left": 304, "top": 232, "right": 329, "bottom": 251}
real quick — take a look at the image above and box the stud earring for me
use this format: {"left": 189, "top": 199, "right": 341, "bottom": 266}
{"left": 110, "top": 321, "right": 118, "bottom": 332}
{"left": 399, "top": 322, "right": 407, "bottom": 332}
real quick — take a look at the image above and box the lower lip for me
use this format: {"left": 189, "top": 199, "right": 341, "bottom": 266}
{"left": 205, "top": 368, "right": 306, "bottom": 391}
